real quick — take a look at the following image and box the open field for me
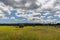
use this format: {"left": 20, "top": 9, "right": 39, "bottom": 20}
{"left": 0, "top": 26, "right": 60, "bottom": 40}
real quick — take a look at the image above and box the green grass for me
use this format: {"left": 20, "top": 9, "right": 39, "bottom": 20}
{"left": 0, "top": 26, "right": 60, "bottom": 40}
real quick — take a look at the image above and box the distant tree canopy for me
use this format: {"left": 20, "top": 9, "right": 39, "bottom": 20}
{"left": 0, "top": 23, "right": 60, "bottom": 28}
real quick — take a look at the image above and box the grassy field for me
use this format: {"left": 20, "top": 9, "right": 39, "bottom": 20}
{"left": 0, "top": 26, "right": 60, "bottom": 40}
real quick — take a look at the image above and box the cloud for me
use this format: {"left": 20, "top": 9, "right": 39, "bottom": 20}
{"left": 43, "top": 13, "right": 50, "bottom": 16}
{"left": 36, "top": 0, "right": 60, "bottom": 14}
{"left": 0, "top": 2, "right": 14, "bottom": 19}
{"left": 0, "top": 2, "right": 13, "bottom": 14}
{"left": 47, "top": 16, "right": 53, "bottom": 19}
{"left": 0, "top": 0, "right": 60, "bottom": 12}
{"left": 0, "top": 0, "right": 41, "bottom": 10}
{"left": 0, "top": 0, "right": 60, "bottom": 23}
{"left": 0, "top": 0, "right": 60, "bottom": 13}
{"left": 15, "top": 10, "right": 41, "bottom": 20}
{"left": 54, "top": 14, "right": 60, "bottom": 17}
{"left": 10, "top": 17, "right": 16, "bottom": 19}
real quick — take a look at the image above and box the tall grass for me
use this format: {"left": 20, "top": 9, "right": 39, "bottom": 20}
{"left": 0, "top": 26, "right": 60, "bottom": 40}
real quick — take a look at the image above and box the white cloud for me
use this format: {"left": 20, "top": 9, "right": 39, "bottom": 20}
{"left": 43, "top": 13, "right": 50, "bottom": 16}
{"left": 0, "top": 0, "right": 60, "bottom": 23}
{"left": 0, "top": 13, "right": 5, "bottom": 16}
{"left": 10, "top": 17, "right": 16, "bottom": 19}
{"left": 0, "top": 2, "right": 13, "bottom": 14}
{"left": 0, "top": 10, "right": 3, "bottom": 13}
{"left": 0, "top": 2, "right": 14, "bottom": 20}
{"left": 47, "top": 16, "right": 53, "bottom": 19}
{"left": 41, "top": 16, "right": 45, "bottom": 18}
{"left": 54, "top": 14, "right": 60, "bottom": 17}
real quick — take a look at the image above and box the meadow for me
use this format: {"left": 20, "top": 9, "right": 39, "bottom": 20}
{"left": 0, "top": 26, "right": 60, "bottom": 40}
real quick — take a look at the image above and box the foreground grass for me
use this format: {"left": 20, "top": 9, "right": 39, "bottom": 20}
{"left": 0, "top": 26, "right": 60, "bottom": 40}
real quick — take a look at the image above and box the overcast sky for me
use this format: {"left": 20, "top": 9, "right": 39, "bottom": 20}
{"left": 0, "top": 0, "right": 60, "bottom": 24}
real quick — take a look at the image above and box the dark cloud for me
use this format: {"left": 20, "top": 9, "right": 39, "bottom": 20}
{"left": 0, "top": 0, "right": 60, "bottom": 14}
{"left": 0, "top": 0, "right": 41, "bottom": 10}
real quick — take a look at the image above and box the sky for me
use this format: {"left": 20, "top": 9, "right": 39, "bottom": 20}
{"left": 0, "top": 0, "right": 60, "bottom": 24}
